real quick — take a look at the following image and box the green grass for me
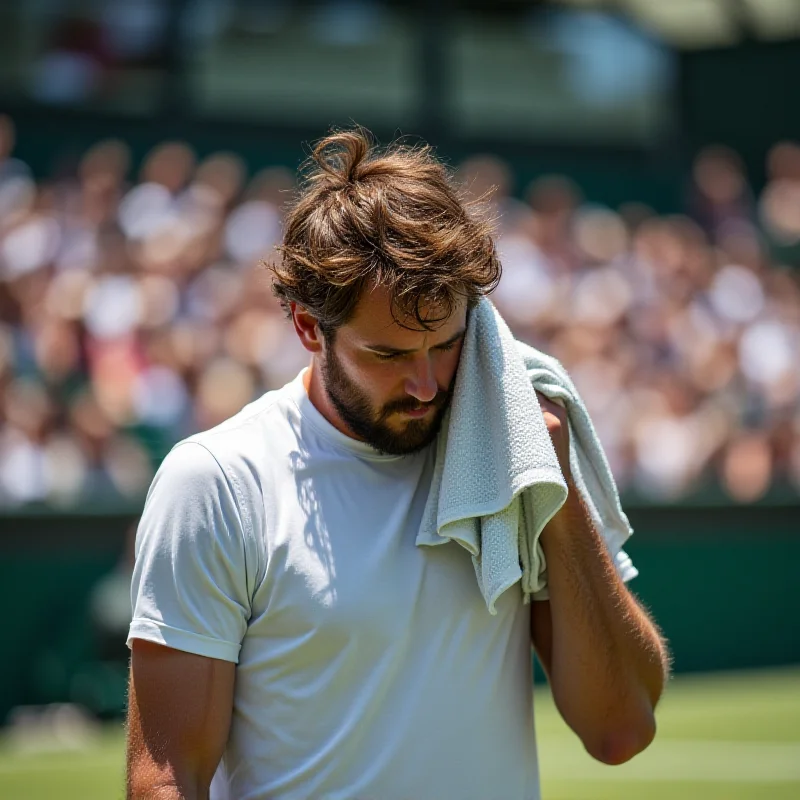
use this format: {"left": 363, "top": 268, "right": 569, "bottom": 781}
{"left": 538, "top": 667, "right": 800, "bottom": 799}
{"left": 0, "top": 668, "right": 798, "bottom": 799}
{"left": 0, "top": 730, "right": 124, "bottom": 800}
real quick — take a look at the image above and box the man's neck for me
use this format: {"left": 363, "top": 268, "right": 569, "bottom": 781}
{"left": 303, "top": 360, "right": 363, "bottom": 441}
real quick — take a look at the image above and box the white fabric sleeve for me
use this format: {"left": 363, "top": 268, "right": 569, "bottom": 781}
{"left": 128, "top": 442, "right": 251, "bottom": 663}
{"left": 614, "top": 548, "right": 638, "bottom": 584}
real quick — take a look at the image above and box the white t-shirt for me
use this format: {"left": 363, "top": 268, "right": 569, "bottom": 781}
{"left": 129, "top": 370, "right": 541, "bottom": 800}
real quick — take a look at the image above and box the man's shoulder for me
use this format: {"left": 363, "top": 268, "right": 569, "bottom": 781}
{"left": 159, "top": 382, "right": 297, "bottom": 495}
{"left": 185, "top": 384, "right": 291, "bottom": 457}
{"left": 150, "top": 386, "right": 295, "bottom": 535}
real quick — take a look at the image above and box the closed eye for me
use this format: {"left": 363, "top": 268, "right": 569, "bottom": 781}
{"left": 374, "top": 340, "right": 458, "bottom": 361}
{"left": 368, "top": 329, "right": 465, "bottom": 361}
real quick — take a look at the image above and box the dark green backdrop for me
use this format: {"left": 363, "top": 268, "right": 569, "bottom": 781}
{"left": 1, "top": 504, "right": 798, "bottom": 724}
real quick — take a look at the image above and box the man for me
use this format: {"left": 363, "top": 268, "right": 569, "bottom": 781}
{"left": 126, "top": 129, "right": 670, "bottom": 799}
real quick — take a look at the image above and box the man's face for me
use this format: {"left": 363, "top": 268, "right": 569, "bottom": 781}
{"left": 319, "top": 285, "right": 467, "bottom": 455}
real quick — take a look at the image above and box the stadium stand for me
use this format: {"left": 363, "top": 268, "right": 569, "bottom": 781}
{"left": 1, "top": 114, "right": 799, "bottom": 507}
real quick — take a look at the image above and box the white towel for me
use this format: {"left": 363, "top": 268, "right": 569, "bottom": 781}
{"left": 416, "top": 298, "right": 637, "bottom": 614}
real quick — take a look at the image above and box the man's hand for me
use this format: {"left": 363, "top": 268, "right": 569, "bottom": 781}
{"left": 536, "top": 391, "right": 571, "bottom": 481}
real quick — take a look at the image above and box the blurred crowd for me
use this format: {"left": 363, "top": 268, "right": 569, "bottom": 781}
{"left": 1, "top": 115, "right": 800, "bottom": 507}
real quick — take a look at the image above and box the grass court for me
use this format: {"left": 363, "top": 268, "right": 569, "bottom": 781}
{"left": 0, "top": 668, "right": 797, "bottom": 799}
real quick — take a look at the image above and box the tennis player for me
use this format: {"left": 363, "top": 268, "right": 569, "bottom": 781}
{"left": 126, "top": 129, "right": 670, "bottom": 799}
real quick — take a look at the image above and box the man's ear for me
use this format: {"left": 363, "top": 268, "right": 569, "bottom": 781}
{"left": 290, "top": 303, "right": 324, "bottom": 354}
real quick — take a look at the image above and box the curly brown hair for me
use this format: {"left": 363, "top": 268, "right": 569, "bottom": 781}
{"left": 270, "top": 127, "right": 501, "bottom": 335}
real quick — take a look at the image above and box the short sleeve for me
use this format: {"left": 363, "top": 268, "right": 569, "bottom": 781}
{"left": 613, "top": 547, "right": 638, "bottom": 584}
{"left": 127, "top": 442, "right": 251, "bottom": 663}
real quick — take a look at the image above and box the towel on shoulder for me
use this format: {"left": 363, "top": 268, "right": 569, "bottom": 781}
{"left": 416, "top": 298, "right": 637, "bottom": 614}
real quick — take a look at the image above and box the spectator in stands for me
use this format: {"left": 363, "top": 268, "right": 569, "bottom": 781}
{"left": 1, "top": 120, "right": 799, "bottom": 506}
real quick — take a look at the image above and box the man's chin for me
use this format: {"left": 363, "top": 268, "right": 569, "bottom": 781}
{"left": 386, "top": 411, "right": 436, "bottom": 434}
{"left": 374, "top": 416, "right": 442, "bottom": 455}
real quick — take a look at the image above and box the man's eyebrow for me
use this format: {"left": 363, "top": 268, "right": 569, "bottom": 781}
{"left": 364, "top": 328, "right": 467, "bottom": 355}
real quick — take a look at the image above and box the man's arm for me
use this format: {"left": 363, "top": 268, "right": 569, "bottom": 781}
{"left": 530, "top": 393, "right": 670, "bottom": 766}
{"left": 127, "top": 640, "right": 235, "bottom": 800}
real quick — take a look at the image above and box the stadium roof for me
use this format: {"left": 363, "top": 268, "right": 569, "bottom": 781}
{"left": 553, "top": 0, "right": 800, "bottom": 49}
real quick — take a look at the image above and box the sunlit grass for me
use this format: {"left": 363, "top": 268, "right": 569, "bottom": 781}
{"left": 0, "top": 668, "right": 797, "bottom": 799}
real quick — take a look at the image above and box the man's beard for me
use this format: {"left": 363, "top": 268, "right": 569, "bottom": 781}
{"left": 321, "top": 345, "right": 453, "bottom": 456}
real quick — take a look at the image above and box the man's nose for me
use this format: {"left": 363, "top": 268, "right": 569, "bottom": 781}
{"left": 405, "top": 356, "right": 438, "bottom": 403}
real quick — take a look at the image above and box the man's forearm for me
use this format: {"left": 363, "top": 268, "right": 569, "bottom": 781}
{"left": 127, "top": 767, "right": 204, "bottom": 800}
{"left": 540, "top": 484, "right": 670, "bottom": 764}
{"left": 127, "top": 747, "right": 206, "bottom": 800}
{"left": 128, "top": 784, "right": 197, "bottom": 800}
